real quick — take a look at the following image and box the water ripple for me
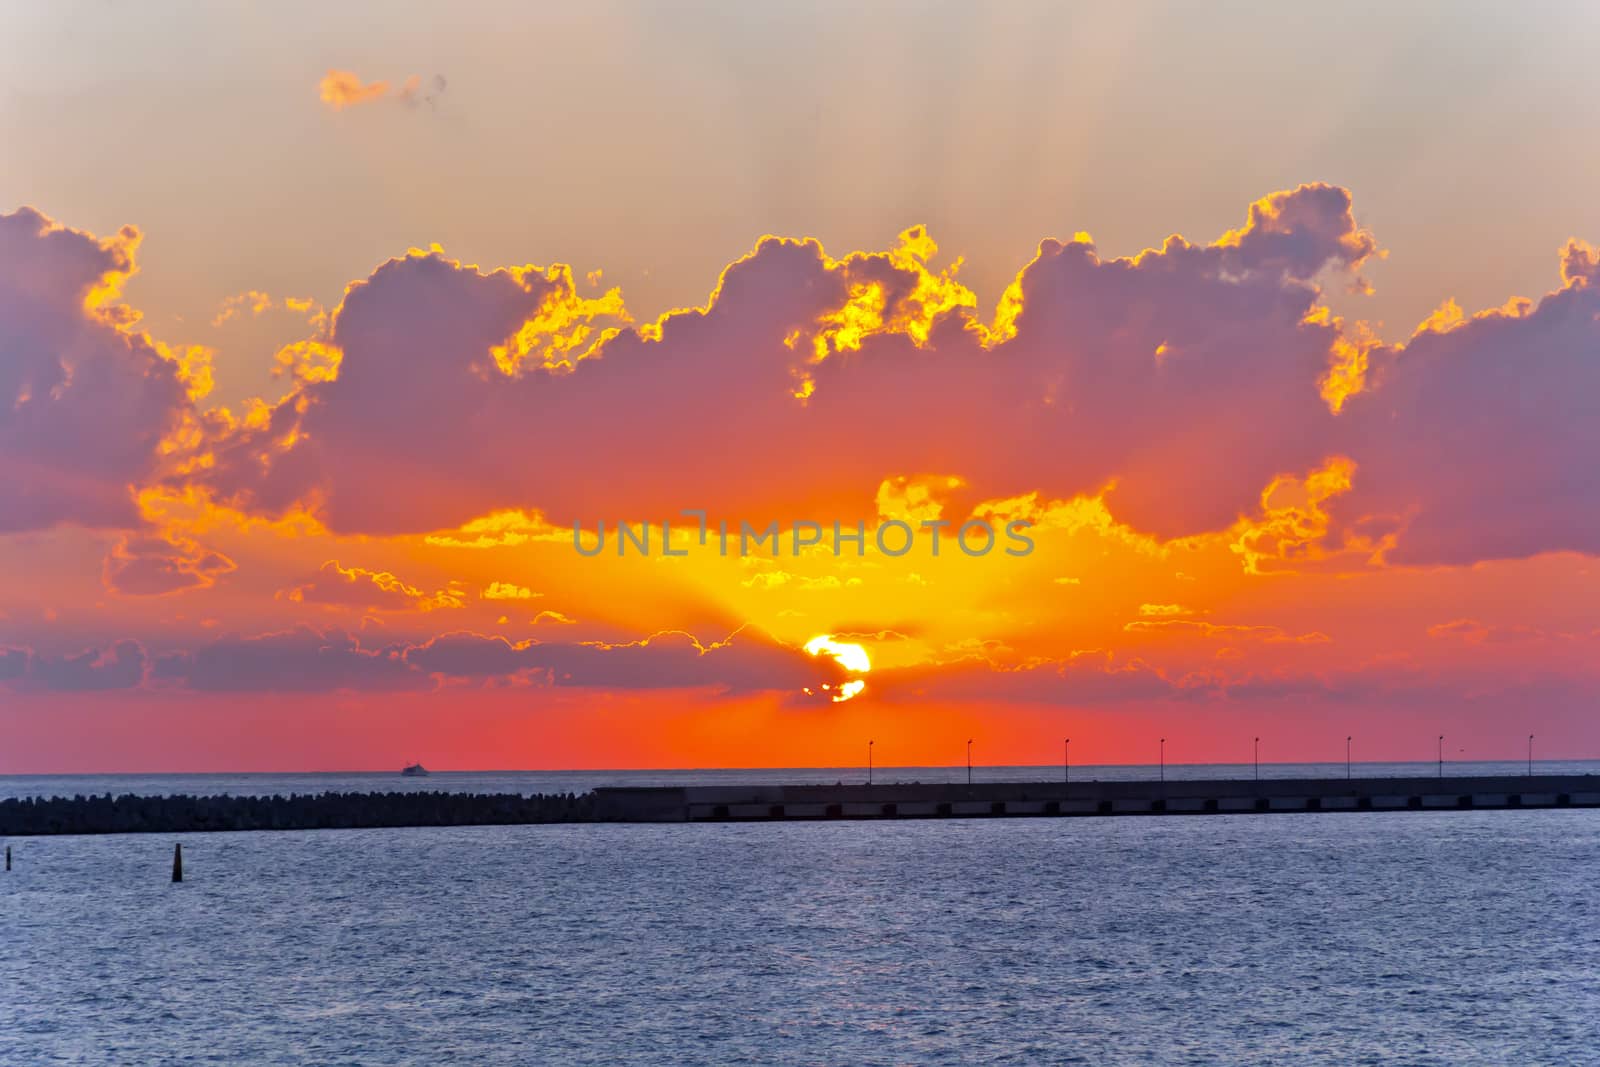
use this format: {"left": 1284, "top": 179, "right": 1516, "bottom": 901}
{"left": 1, "top": 812, "right": 1597, "bottom": 1064}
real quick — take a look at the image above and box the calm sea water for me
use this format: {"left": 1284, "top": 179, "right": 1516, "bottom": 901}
{"left": 3, "top": 811, "right": 1597, "bottom": 1065}
{"left": 3, "top": 760, "right": 1595, "bottom": 801}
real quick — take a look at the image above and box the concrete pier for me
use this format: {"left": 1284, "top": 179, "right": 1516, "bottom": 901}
{"left": 0, "top": 776, "right": 1594, "bottom": 835}
{"left": 592, "top": 775, "right": 1600, "bottom": 823}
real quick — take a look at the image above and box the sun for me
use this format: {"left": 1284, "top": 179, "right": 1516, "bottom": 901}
{"left": 805, "top": 635, "right": 871, "bottom": 673}
{"left": 804, "top": 634, "right": 871, "bottom": 701}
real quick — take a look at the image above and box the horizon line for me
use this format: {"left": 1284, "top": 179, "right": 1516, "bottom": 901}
{"left": 1, "top": 757, "right": 1590, "bottom": 778}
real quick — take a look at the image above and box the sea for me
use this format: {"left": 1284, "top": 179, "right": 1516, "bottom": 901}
{"left": 3, "top": 764, "right": 1597, "bottom": 1065}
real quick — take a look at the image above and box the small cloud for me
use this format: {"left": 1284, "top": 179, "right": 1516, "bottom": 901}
{"left": 319, "top": 70, "right": 446, "bottom": 112}
{"left": 281, "top": 560, "right": 462, "bottom": 612}
{"left": 103, "top": 532, "right": 235, "bottom": 597}
{"left": 1426, "top": 618, "right": 1549, "bottom": 644}
{"left": 482, "top": 581, "right": 539, "bottom": 601}
{"left": 1139, "top": 603, "right": 1195, "bottom": 616}
{"left": 743, "top": 571, "right": 847, "bottom": 590}
{"left": 397, "top": 73, "right": 448, "bottom": 109}
{"left": 875, "top": 473, "right": 964, "bottom": 524}
{"left": 1124, "top": 618, "right": 1329, "bottom": 644}
{"left": 212, "top": 290, "right": 272, "bottom": 326}
{"left": 425, "top": 509, "right": 567, "bottom": 549}
{"left": 319, "top": 70, "right": 391, "bottom": 110}
{"left": 1053, "top": 576, "right": 1081, "bottom": 586}
{"left": 213, "top": 290, "right": 322, "bottom": 327}
{"left": 532, "top": 610, "right": 576, "bottom": 626}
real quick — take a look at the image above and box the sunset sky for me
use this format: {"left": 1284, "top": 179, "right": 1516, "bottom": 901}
{"left": 3, "top": 1, "right": 1599, "bottom": 772}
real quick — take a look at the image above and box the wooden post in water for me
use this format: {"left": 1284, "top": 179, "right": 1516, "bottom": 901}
{"left": 171, "top": 843, "right": 183, "bottom": 883}
{"left": 5, "top": 845, "right": 9, "bottom": 871}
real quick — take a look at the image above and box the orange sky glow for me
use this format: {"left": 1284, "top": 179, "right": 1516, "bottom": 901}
{"left": 2, "top": 3, "right": 1598, "bottom": 771}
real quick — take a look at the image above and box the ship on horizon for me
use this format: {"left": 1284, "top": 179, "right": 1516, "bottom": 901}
{"left": 401, "top": 762, "right": 429, "bottom": 777}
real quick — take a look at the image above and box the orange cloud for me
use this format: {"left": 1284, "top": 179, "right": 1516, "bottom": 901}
{"left": 1138, "top": 603, "right": 1197, "bottom": 617}
{"left": 533, "top": 610, "right": 576, "bottom": 626}
{"left": 318, "top": 70, "right": 392, "bottom": 110}
{"left": 1122, "top": 619, "right": 1332, "bottom": 644}
{"left": 482, "top": 582, "right": 538, "bottom": 601}
{"left": 318, "top": 70, "right": 447, "bottom": 111}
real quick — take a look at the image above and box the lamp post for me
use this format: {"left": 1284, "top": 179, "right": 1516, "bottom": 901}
{"left": 1064, "top": 738, "right": 1070, "bottom": 785}
{"left": 868, "top": 739, "right": 874, "bottom": 786}
{"left": 1254, "top": 736, "right": 1259, "bottom": 782}
{"left": 1438, "top": 734, "right": 1444, "bottom": 778}
{"left": 1528, "top": 734, "right": 1534, "bottom": 777}
{"left": 966, "top": 738, "right": 973, "bottom": 786}
{"left": 1159, "top": 738, "right": 1165, "bottom": 783}
{"left": 1346, "top": 736, "right": 1351, "bottom": 780}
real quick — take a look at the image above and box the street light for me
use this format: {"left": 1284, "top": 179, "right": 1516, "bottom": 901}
{"left": 868, "top": 739, "right": 874, "bottom": 786}
{"left": 1346, "top": 736, "right": 1352, "bottom": 781}
{"left": 1528, "top": 733, "right": 1534, "bottom": 777}
{"left": 1438, "top": 734, "right": 1444, "bottom": 778}
{"left": 1159, "top": 738, "right": 1166, "bottom": 783}
{"left": 1064, "top": 738, "right": 1070, "bottom": 785}
{"left": 1254, "top": 736, "right": 1260, "bottom": 782}
{"left": 966, "top": 738, "right": 973, "bottom": 786}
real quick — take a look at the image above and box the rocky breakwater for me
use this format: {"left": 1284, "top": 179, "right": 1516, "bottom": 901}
{"left": 0, "top": 790, "right": 598, "bottom": 836}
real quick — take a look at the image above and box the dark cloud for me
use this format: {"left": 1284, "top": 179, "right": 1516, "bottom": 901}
{"left": 0, "top": 640, "right": 147, "bottom": 691}
{"left": 5, "top": 628, "right": 1591, "bottom": 715}
{"left": 153, "top": 627, "right": 418, "bottom": 693}
{"left": 279, "top": 560, "right": 462, "bottom": 612}
{"left": 397, "top": 73, "right": 448, "bottom": 109}
{"left": 404, "top": 625, "right": 847, "bottom": 694}
{"left": 8, "top": 625, "right": 849, "bottom": 696}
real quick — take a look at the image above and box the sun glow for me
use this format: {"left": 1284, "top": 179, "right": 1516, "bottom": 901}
{"left": 804, "top": 635, "right": 871, "bottom": 701}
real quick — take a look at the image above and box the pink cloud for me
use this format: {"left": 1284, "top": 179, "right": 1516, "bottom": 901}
{"left": 1338, "top": 250, "right": 1600, "bottom": 565}
{"left": 194, "top": 184, "right": 1375, "bottom": 541}
{"left": 10, "top": 187, "right": 1598, "bottom": 578}
{"left": 0, "top": 208, "right": 190, "bottom": 532}
{"left": 102, "top": 532, "right": 235, "bottom": 597}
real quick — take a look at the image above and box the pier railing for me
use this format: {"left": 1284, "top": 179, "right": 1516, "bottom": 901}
{"left": 641, "top": 774, "right": 1600, "bottom": 823}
